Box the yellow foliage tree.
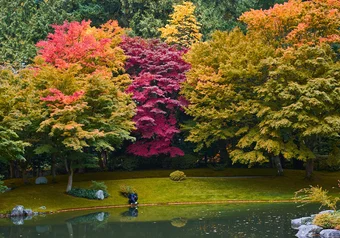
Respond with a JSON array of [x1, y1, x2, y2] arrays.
[[159, 1, 202, 47]]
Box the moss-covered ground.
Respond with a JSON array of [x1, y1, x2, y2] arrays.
[[0, 168, 339, 214]]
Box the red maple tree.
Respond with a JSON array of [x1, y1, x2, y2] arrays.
[[121, 37, 190, 157]]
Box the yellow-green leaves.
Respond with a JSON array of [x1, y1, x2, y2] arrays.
[[159, 1, 202, 47]]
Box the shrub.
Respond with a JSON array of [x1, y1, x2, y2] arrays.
[[68, 188, 109, 200], [0, 175, 8, 193], [294, 185, 339, 210], [170, 170, 186, 181], [313, 212, 340, 229], [90, 181, 107, 192], [119, 185, 138, 198]]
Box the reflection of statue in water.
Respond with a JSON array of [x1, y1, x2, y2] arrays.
[[121, 206, 138, 218]]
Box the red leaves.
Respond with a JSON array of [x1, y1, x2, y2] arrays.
[[41, 88, 84, 105], [121, 37, 190, 157], [36, 20, 124, 74]]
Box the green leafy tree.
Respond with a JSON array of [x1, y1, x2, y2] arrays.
[[0, 0, 85, 66], [181, 29, 274, 165], [0, 68, 40, 180], [239, 44, 340, 179]]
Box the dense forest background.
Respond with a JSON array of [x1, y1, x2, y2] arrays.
[[1, 0, 340, 188]]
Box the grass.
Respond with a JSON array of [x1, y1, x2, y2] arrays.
[[0, 168, 339, 214]]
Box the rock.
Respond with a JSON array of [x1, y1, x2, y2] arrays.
[[319, 210, 335, 215], [95, 190, 104, 200], [39, 206, 46, 210], [291, 217, 313, 229], [11, 216, 24, 225], [96, 212, 105, 222], [35, 177, 48, 185], [24, 209, 33, 217], [296, 225, 323, 238], [320, 229, 340, 238], [11, 205, 25, 217]]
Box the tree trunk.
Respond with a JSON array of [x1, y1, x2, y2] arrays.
[[305, 159, 314, 180], [65, 160, 73, 192], [218, 140, 231, 166], [98, 150, 108, 170], [22, 169, 29, 184], [51, 154, 57, 182], [66, 168, 73, 192], [272, 155, 284, 176]]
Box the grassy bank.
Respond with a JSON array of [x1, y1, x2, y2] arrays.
[[0, 168, 339, 214]]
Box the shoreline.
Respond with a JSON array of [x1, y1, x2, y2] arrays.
[[0, 199, 297, 218]]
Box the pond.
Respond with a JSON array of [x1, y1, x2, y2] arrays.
[[0, 203, 320, 238]]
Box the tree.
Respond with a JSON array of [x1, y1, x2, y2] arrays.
[[236, 44, 340, 179], [0, 68, 40, 180], [236, 0, 340, 177], [240, 0, 340, 47], [33, 20, 135, 189], [39, 89, 103, 191], [83, 74, 135, 169], [181, 29, 274, 165], [0, 0, 85, 66], [159, 1, 202, 47], [121, 37, 190, 157]]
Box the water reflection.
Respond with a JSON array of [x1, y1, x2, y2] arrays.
[[0, 203, 319, 238]]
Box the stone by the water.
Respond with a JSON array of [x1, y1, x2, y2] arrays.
[[11, 205, 25, 217], [23, 209, 33, 217], [296, 225, 323, 238], [35, 177, 48, 185], [320, 229, 340, 238], [95, 190, 104, 200], [291, 217, 313, 229], [319, 210, 335, 215]]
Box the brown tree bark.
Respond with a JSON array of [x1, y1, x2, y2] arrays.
[[272, 155, 284, 176], [305, 159, 314, 180]]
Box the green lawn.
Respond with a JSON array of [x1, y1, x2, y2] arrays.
[[0, 168, 339, 214]]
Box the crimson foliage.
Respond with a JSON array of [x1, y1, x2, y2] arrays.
[[121, 37, 190, 157]]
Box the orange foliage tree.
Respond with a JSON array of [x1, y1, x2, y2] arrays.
[[240, 0, 340, 46]]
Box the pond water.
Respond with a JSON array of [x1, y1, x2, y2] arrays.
[[0, 203, 319, 238]]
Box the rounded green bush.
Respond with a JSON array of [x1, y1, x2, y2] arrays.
[[170, 170, 186, 181]]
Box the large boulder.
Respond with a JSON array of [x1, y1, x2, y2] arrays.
[[95, 190, 104, 200], [296, 225, 323, 238], [11, 205, 25, 217], [35, 177, 48, 185], [291, 217, 313, 229], [319, 210, 335, 215], [24, 209, 33, 217], [320, 229, 340, 238]]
